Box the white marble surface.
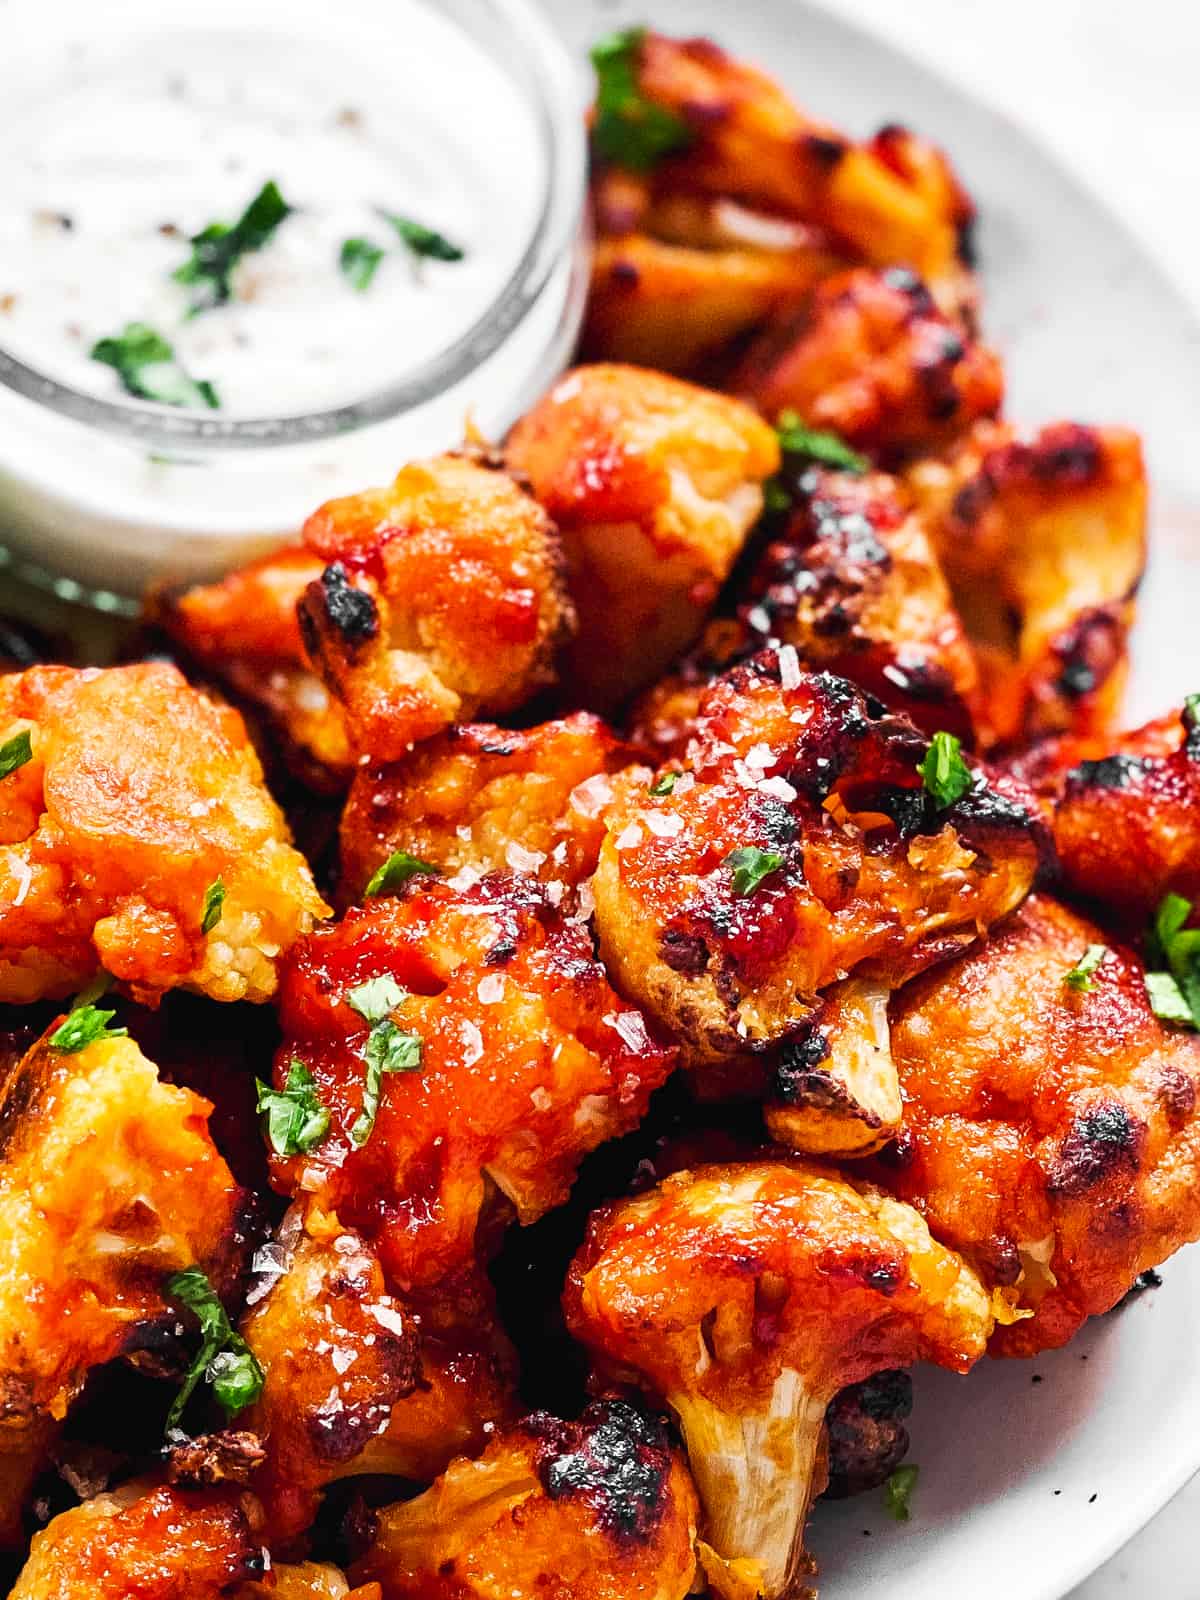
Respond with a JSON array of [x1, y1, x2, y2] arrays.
[[823, 4, 1200, 1594]]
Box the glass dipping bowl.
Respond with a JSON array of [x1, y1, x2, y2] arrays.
[[0, 0, 590, 610]]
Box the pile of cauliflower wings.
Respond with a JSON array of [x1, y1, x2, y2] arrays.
[[3, 28, 1196, 1600]]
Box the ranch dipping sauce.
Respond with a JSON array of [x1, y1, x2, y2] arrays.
[[0, 0, 588, 601]]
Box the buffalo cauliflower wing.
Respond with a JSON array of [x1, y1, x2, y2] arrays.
[[338, 714, 640, 907], [505, 364, 779, 708], [151, 548, 354, 792], [906, 420, 1147, 748], [297, 452, 573, 763], [0, 663, 328, 1005], [240, 1210, 516, 1541], [870, 894, 1200, 1354], [595, 657, 1045, 1068], [0, 1024, 245, 1424], [1007, 704, 1200, 923], [352, 1400, 699, 1600], [266, 872, 675, 1289], [733, 267, 1002, 459], [9, 1482, 264, 1599], [564, 1159, 991, 1597], [630, 463, 980, 758]]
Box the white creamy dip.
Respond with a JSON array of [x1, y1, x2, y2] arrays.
[[0, 0, 587, 597]]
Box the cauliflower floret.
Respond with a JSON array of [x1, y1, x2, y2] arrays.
[[297, 452, 573, 763], [733, 266, 1003, 459], [868, 894, 1200, 1354], [630, 464, 980, 758], [0, 1025, 245, 1424], [0, 663, 328, 1005], [352, 1400, 699, 1600], [506, 365, 779, 709], [240, 1210, 517, 1541], [906, 420, 1147, 748], [338, 714, 641, 907], [564, 1160, 991, 1597], [9, 1481, 263, 1599], [596, 658, 1045, 1069], [151, 548, 355, 793], [266, 873, 675, 1290]]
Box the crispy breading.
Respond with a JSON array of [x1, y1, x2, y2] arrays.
[[241, 1212, 517, 1541], [0, 663, 328, 1005], [596, 658, 1044, 1067], [0, 1028, 245, 1423], [1007, 706, 1200, 922], [296, 454, 573, 763], [564, 1160, 990, 1597], [506, 365, 779, 708], [733, 267, 1003, 458], [352, 1401, 699, 1600], [601, 33, 973, 289], [869, 894, 1200, 1354], [582, 232, 841, 377], [151, 548, 355, 792], [8, 1482, 264, 1599], [630, 465, 980, 758], [906, 420, 1147, 748], [267, 873, 675, 1289], [338, 715, 640, 907]]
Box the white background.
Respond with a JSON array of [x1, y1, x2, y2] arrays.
[[825, 4, 1199, 1593]]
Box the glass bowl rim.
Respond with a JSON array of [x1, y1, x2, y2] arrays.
[[0, 0, 588, 454]]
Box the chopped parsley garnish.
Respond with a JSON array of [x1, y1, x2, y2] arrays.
[[351, 1023, 423, 1147], [380, 211, 465, 263], [0, 729, 32, 780], [200, 878, 225, 935], [363, 850, 440, 899], [346, 974, 406, 1024], [164, 1267, 264, 1432], [590, 27, 693, 172], [917, 731, 973, 809], [1144, 891, 1200, 1028], [255, 1060, 330, 1156], [48, 1004, 128, 1054], [883, 1463, 919, 1522], [649, 771, 679, 797], [776, 411, 870, 474], [90, 323, 219, 409], [1184, 694, 1200, 732], [340, 235, 385, 291], [1063, 943, 1108, 993], [173, 179, 292, 313], [725, 846, 784, 897]]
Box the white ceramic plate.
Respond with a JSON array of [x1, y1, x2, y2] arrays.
[[540, 1, 1200, 1595]]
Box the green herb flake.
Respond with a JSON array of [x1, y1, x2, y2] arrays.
[[90, 322, 219, 409], [174, 179, 292, 313], [0, 729, 32, 780], [255, 1060, 331, 1156], [363, 850, 440, 899], [340, 235, 385, 291], [649, 771, 679, 797], [725, 846, 785, 897], [883, 1463, 919, 1522], [1145, 892, 1200, 1029], [200, 878, 226, 936], [70, 971, 112, 1011], [164, 1266, 264, 1432], [346, 974, 406, 1024], [48, 1004, 128, 1055], [590, 27, 693, 172], [350, 1023, 423, 1148], [776, 411, 870, 474], [1183, 693, 1200, 733], [917, 731, 973, 810], [380, 212, 465, 263], [1063, 943, 1108, 993]]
